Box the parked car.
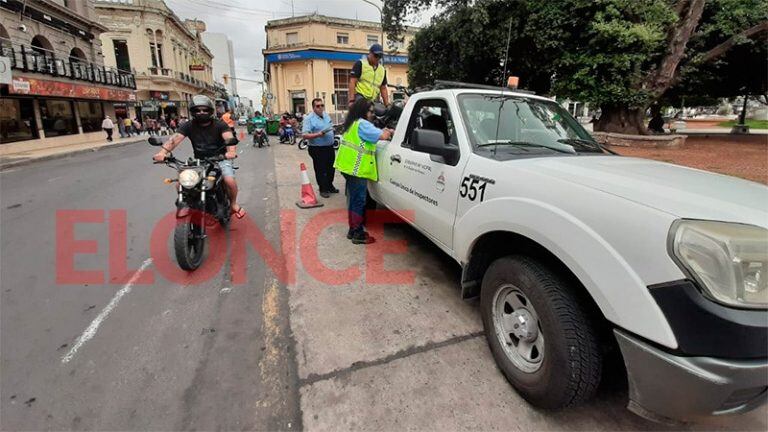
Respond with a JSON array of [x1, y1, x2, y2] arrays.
[[367, 85, 768, 423], [237, 116, 249, 126]]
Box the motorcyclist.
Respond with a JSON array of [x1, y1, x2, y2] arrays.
[[152, 95, 246, 219], [279, 112, 293, 143], [252, 111, 269, 147]]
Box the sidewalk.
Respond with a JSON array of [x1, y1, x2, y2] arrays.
[[0, 134, 147, 170], [270, 143, 767, 431]]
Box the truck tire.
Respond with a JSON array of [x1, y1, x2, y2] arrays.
[[480, 255, 601, 409]]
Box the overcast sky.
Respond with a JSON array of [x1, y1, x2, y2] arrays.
[[165, 0, 438, 109]]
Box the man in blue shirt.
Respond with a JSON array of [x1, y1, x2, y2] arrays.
[[302, 98, 338, 197]]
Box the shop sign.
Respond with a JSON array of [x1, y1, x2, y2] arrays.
[[150, 91, 170, 100], [11, 79, 30, 92], [141, 100, 159, 109], [8, 77, 136, 101]]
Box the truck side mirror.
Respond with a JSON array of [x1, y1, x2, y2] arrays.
[[411, 128, 460, 165]]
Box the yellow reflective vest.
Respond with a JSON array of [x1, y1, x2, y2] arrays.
[[333, 120, 378, 181], [354, 58, 385, 101]]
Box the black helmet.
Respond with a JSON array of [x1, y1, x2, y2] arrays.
[[190, 95, 215, 124], [372, 102, 387, 117]]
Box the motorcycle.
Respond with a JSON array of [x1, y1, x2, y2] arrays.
[[252, 127, 269, 148], [149, 136, 235, 271], [298, 124, 341, 150], [280, 124, 296, 145]]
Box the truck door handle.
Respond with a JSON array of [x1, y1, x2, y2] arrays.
[[390, 154, 402, 163]]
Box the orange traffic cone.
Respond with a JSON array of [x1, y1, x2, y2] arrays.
[[239, 130, 245, 141], [295, 163, 324, 209]]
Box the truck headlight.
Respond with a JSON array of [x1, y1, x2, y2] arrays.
[[178, 169, 201, 189], [671, 220, 768, 309]]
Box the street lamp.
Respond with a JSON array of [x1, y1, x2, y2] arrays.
[[361, 0, 384, 49]]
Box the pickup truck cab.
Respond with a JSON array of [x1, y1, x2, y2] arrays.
[[368, 88, 768, 423]]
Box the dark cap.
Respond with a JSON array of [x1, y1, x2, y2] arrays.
[[369, 43, 384, 55]]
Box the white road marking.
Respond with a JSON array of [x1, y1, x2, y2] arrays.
[[61, 258, 153, 363]]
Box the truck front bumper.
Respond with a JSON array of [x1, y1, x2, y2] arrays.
[[615, 330, 768, 423]]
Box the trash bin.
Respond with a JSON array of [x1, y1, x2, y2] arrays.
[[267, 119, 280, 136]]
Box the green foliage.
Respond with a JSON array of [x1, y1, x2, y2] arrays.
[[385, 0, 767, 110]]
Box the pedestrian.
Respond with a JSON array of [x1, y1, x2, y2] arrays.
[[169, 117, 177, 134], [159, 117, 168, 135], [124, 116, 133, 136], [117, 116, 126, 138], [133, 117, 142, 135], [334, 98, 393, 244], [348, 43, 389, 107], [302, 98, 337, 198], [102, 115, 114, 141], [221, 109, 236, 133]]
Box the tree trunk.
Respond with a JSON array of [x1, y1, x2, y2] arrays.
[[595, 105, 647, 135]]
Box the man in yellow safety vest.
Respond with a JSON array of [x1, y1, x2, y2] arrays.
[[348, 44, 389, 108]]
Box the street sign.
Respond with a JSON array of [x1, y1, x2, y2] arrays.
[[266, 93, 274, 100], [0, 57, 11, 85]]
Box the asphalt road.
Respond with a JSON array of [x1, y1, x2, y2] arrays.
[[0, 134, 301, 430]]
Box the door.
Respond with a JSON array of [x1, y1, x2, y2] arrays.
[[382, 98, 468, 249]]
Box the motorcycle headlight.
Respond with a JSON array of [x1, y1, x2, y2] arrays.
[[178, 169, 201, 189], [671, 220, 768, 309]]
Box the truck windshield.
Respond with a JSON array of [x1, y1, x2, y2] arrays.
[[458, 94, 602, 154]]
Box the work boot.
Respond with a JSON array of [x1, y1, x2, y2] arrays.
[[350, 231, 375, 244]]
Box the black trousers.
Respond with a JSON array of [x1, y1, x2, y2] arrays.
[[104, 128, 113, 141], [307, 145, 336, 192]]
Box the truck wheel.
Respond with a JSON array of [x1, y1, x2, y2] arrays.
[[480, 255, 601, 409]]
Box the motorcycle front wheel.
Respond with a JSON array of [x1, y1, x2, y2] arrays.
[[298, 139, 308, 150], [174, 215, 205, 270]]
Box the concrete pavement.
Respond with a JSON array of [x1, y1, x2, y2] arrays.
[[0, 134, 150, 170], [272, 141, 768, 431]]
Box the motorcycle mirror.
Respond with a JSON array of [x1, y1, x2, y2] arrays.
[[148, 137, 162, 146]]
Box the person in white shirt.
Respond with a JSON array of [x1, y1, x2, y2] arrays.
[[102, 115, 115, 142]]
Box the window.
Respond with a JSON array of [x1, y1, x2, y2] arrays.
[[0, 98, 37, 143], [388, 39, 404, 50], [113, 39, 131, 71], [40, 99, 77, 137], [336, 33, 349, 45], [149, 42, 163, 68], [457, 94, 599, 153], [77, 101, 104, 133], [286, 32, 298, 45], [367, 34, 378, 45], [333, 68, 351, 110], [405, 99, 456, 148]]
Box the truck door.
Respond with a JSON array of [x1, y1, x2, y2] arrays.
[[385, 97, 468, 249]]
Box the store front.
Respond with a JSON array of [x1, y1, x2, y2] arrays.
[[1, 76, 136, 147]]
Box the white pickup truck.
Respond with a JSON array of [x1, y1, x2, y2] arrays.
[[367, 86, 768, 423]]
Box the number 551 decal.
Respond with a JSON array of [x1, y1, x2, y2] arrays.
[[460, 175, 491, 202]]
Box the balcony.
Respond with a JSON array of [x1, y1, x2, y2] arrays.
[[1, 40, 136, 89]]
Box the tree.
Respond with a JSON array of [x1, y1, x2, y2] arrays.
[[384, 0, 768, 134]]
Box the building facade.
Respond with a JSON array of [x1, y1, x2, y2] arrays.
[[262, 15, 417, 119], [94, 0, 225, 121], [0, 0, 136, 150], [202, 32, 237, 96]]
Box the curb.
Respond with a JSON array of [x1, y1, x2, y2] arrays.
[[0, 138, 146, 171]]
